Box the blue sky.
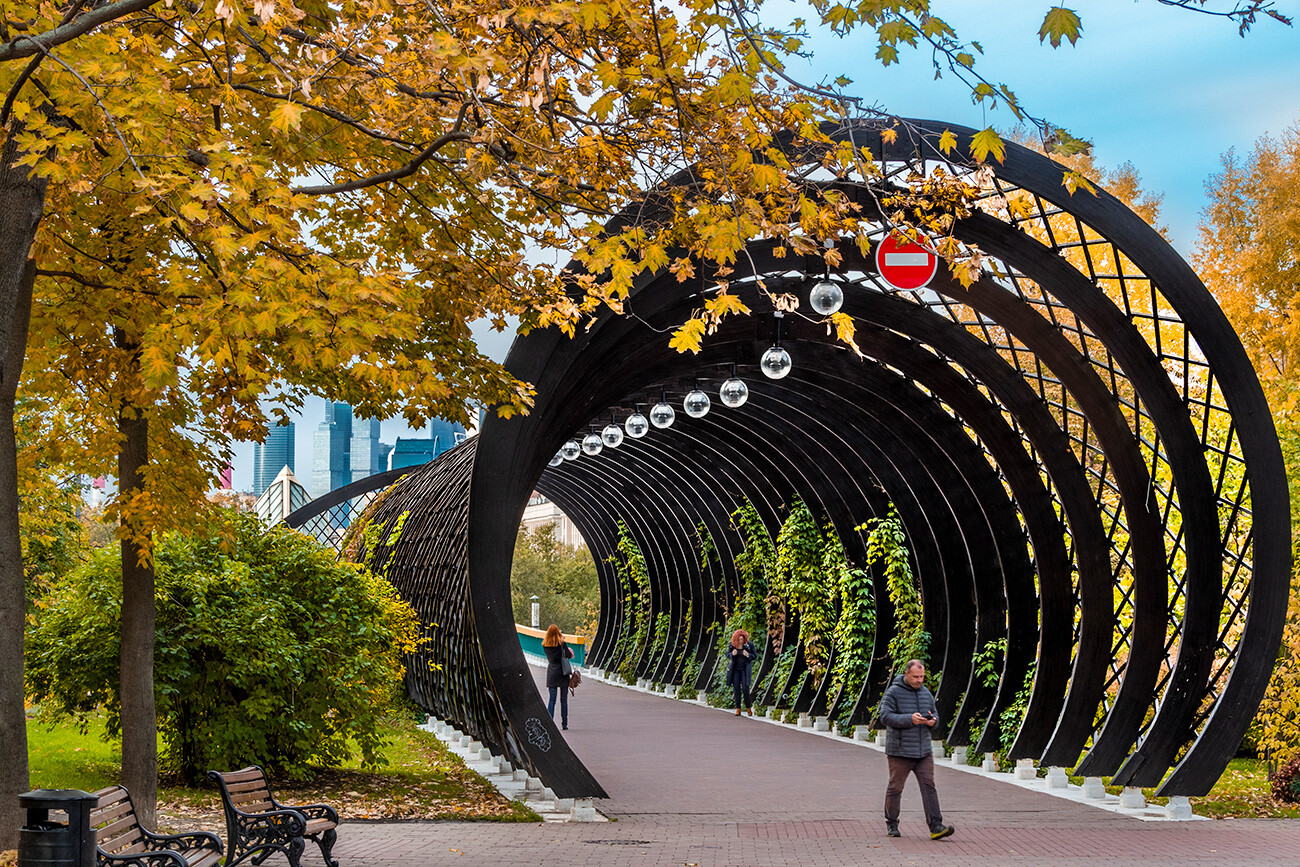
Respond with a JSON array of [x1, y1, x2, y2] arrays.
[[228, 1, 1300, 491]]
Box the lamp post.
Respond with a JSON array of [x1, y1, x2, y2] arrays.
[[530, 595, 540, 629]]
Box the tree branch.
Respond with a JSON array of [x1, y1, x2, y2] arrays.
[[0, 0, 162, 61], [292, 123, 471, 196]]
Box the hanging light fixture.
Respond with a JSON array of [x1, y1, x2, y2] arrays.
[[650, 391, 675, 429], [683, 381, 711, 418], [602, 415, 625, 448], [760, 312, 792, 379], [548, 451, 564, 467], [719, 364, 749, 408], [625, 404, 650, 438], [809, 279, 844, 315], [581, 426, 603, 456], [560, 439, 581, 460]]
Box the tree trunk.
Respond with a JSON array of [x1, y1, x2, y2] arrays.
[[116, 334, 156, 828], [0, 123, 47, 852]]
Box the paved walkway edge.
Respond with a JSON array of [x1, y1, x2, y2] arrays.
[[579, 666, 1207, 823], [417, 708, 607, 824]]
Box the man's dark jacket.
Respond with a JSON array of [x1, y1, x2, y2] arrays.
[[879, 674, 938, 758]]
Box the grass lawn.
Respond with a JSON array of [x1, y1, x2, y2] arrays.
[[26, 709, 540, 831]]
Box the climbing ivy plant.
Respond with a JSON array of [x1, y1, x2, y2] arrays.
[[827, 529, 875, 715], [729, 499, 775, 646], [609, 521, 651, 684], [859, 506, 928, 671], [776, 498, 836, 685]]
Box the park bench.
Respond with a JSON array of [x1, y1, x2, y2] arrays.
[[90, 785, 224, 867], [208, 766, 339, 867]]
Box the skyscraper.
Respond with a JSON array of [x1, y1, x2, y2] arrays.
[[253, 422, 295, 497], [312, 402, 353, 497], [350, 417, 386, 482]]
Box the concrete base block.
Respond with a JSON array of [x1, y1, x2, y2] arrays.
[[458, 735, 471, 748], [853, 727, 871, 742], [477, 748, 492, 762], [982, 752, 998, 772], [525, 775, 543, 792], [553, 797, 574, 812], [571, 798, 599, 822], [1046, 766, 1069, 788], [636, 678, 650, 689], [1164, 796, 1193, 820], [697, 690, 709, 703], [513, 769, 529, 782], [932, 744, 946, 759], [1082, 777, 1106, 799], [875, 732, 887, 747], [541, 786, 557, 801], [766, 707, 781, 719], [664, 686, 677, 698], [813, 717, 831, 732], [797, 713, 811, 727], [950, 746, 967, 765], [1119, 786, 1146, 809], [1014, 758, 1036, 780]]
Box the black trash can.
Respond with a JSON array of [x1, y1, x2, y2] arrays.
[[17, 789, 97, 867]]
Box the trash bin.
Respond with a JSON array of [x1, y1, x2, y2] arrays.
[[17, 789, 96, 867]]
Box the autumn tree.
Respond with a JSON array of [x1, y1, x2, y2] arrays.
[[0, 0, 1288, 844], [1193, 122, 1300, 510]]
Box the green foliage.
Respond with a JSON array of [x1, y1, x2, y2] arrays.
[[26, 508, 422, 784], [998, 662, 1036, 754], [973, 638, 1006, 689], [729, 499, 775, 644], [757, 644, 798, 707], [860, 507, 928, 670], [650, 611, 673, 670], [509, 523, 599, 637], [609, 522, 651, 684], [828, 531, 875, 709], [776, 498, 837, 684]]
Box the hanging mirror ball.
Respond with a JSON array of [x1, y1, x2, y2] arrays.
[[719, 377, 749, 408], [561, 439, 582, 460], [625, 412, 650, 438], [809, 280, 844, 315], [581, 432, 603, 455], [650, 401, 676, 429], [683, 388, 711, 418], [601, 423, 624, 448], [548, 451, 564, 467], [760, 345, 792, 379]]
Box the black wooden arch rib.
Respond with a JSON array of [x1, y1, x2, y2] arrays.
[[341, 115, 1287, 800]]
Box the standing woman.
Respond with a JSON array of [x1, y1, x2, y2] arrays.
[[726, 629, 758, 716], [543, 624, 573, 730]]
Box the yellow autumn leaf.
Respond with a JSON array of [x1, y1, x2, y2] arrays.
[[970, 127, 1006, 164]]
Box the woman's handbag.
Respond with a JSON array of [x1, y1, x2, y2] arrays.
[[561, 644, 573, 676], [568, 668, 581, 695]]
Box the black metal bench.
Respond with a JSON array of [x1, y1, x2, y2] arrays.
[[208, 766, 338, 867], [90, 785, 223, 867]]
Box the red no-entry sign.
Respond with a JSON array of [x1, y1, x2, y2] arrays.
[[874, 233, 939, 291]]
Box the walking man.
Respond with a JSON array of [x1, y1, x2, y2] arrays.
[[879, 659, 954, 840]]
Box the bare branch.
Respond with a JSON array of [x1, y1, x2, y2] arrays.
[[0, 0, 162, 61]]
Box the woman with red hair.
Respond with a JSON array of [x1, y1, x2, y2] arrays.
[[726, 629, 757, 716], [543, 624, 573, 729]]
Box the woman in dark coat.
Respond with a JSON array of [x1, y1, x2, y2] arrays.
[[543, 623, 573, 730], [726, 629, 757, 716]]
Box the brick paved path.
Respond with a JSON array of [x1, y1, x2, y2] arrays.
[[325, 672, 1300, 866]]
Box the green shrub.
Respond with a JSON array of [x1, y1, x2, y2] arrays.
[[26, 508, 422, 784]]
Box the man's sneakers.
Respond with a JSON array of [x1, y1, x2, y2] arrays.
[[885, 824, 900, 838], [929, 824, 955, 840]]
